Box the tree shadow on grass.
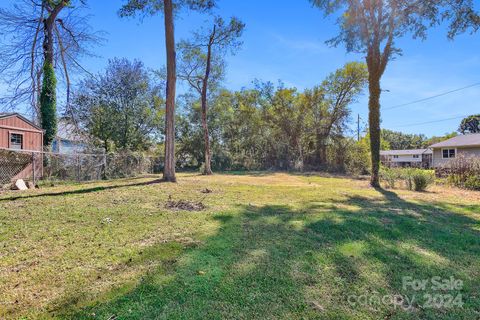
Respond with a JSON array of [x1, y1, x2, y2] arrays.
[[0, 178, 165, 202], [55, 189, 479, 319]]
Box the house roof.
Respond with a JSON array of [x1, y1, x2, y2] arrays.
[[0, 112, 43, 131], [429, 134, 480, 148], [380, 149, 432, 156]]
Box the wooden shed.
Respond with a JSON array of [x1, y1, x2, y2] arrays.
[[0, 113, 44, 183]]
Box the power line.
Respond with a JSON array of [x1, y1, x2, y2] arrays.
[[393, 115, 467, 128], [383, 82, 480, 111]]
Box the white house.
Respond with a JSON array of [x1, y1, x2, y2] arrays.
[[380, 149, 433, 168], [52, 119, 87, 154]]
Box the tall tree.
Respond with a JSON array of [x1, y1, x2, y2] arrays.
[[459, 114, 480, 134], [40, 62, 58, 146], [178, 16, 245, 175], [304, 62, 367, 166], [0, 0, 100, 131], [309, 0, 477, 187], [41, 0, 68, 146], [119, 0, 215, 182]]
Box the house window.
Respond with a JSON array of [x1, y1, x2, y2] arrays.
[[10, 133, 23, 150], [442, 148, 456, 159], [413, 155, 419, 159], [393, 155, 399, 159]]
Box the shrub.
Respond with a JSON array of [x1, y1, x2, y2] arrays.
[[380, 167, 398, 189], [380, 167, 434, 191], [345, 141, 370, 176], [444, 155, 480, 190], [399, 168, 415, 190], [412, 170, 434, 191], [464, 175, 480, 191]]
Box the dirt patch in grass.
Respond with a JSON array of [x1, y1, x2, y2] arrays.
[[200, 188, 213, 194], [165, 196, 206, 211]]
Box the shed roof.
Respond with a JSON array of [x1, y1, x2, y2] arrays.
[[429, 134, 480, 148], [380, 149, 432, 156], [0, 112, 43, 131]]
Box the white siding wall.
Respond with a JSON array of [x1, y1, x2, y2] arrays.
[[390, 155, 422, 162]]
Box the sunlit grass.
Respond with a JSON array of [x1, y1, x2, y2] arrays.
[[0, 172, 478, 319]]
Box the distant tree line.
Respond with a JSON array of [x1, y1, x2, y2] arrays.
[[71, 61, 370, 172], [380, 130, 459, 150], [69, 56, 475, 175]]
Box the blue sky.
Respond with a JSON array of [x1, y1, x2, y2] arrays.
[[4, 0, 480, 137]]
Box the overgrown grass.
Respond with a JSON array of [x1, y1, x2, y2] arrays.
[[0, 173, 479, 319]]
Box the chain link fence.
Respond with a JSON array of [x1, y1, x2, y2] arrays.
[[0, 148, 163, 186], [0, 149, 42, 185]]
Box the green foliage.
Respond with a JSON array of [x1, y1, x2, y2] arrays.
[[119, 0, 216, 17], [176, 62, 367, 172], [40, 62, 57, 147], [412, 171, 434, 191], [380, 167, 399, 189], [381, 129, 427, 150], [344, 139, 370, 175], [381, 167, 434, 191], [361, 132, 391, 151], [464, 175, 480, 190], [459, 114, 480, 134], [178, 16, 245, 95], [72, 58, 163, 152], [423, 132, 458, 147]]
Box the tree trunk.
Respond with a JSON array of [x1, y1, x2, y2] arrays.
[[315, 132, 328, 167], [39, 1, 68, 147], [200, 33, 215, 175], [162, 0, 177, 182], [368, 70, 381, 187], [42, 0, 68, 69], [315, 130, 322, 164], [43, 17, 54, 65], [200, 101, 212, 175]]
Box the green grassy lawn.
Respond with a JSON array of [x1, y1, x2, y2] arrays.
[[1, 173, 479, 319]]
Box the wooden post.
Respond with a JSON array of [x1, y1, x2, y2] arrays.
[[32, 152, 36, 184]]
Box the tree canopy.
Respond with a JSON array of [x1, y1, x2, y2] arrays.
[[72, 58, 164, 152], [381, 129, 427, 150], [459, 114, 480, 134], [175, 62, 367, 171]]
